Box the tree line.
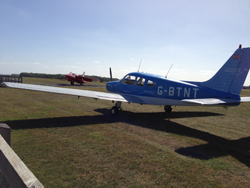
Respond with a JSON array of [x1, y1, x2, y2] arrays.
[[19, 72, 118, 82]]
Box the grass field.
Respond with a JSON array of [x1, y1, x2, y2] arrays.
[[1, 77, 250, 187]]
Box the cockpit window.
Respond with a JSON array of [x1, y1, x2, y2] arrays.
[[122, 75, 136, 85], [69, 72, 76, 75], [136, 77, 145, 86], [147, 80, 156, 87]]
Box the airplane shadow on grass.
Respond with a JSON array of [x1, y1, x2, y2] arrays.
[[4, 108, 250, 168]]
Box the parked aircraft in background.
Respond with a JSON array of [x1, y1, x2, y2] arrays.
[[4, 45, 250, 115], [61, 72, 100, 85]]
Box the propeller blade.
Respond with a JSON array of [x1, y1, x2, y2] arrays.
[[109, 67, 113, 81]]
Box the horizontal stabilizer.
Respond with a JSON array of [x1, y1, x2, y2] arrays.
[[240, 97, 250, 102], [181, 98, 241, 106], [3, 82, 144, 104]]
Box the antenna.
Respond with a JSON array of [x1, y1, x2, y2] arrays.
[[137, 59, 142, 72], [165, 64, 173, 78]]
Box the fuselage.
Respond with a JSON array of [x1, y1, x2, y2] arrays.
[[106, 72, 240, 106]]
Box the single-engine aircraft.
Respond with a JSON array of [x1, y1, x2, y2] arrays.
[[3, 45, 250, 115], [61, 72, 99, 85]]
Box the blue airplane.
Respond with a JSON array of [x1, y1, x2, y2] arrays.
[[3, 45, 250, 115]]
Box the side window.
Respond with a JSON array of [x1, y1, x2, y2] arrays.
[[147, 80, 156, 87], [136, 77, 145, 86], [122, 75, 136, 85]]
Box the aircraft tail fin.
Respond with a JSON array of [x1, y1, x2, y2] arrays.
[[198, 45, 250, 95], [82, 72, 85, 77]]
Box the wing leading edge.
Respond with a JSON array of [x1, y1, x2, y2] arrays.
[[3, 82, 145, 104]]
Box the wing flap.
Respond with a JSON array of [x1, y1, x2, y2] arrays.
[[3, 82, 144, 104]]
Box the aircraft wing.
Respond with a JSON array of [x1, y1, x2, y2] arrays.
[[82, 77, 93, 82], [181, 98, 242, 105], [3, 82, 145, 104]]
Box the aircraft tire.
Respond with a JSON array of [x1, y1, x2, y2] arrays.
[[164, 105, 172, 113], [70, 81, 74, 85], [111, 106, 119, 116]]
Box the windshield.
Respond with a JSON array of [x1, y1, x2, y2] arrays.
[[122, 75, 136, 85], [69, 72, 76, 75]]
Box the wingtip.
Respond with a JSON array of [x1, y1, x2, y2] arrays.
[[1, 82, 7, 87], [1, 82, 16, 88]]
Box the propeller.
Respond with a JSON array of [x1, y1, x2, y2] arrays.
[[109, 67, 113, 81]]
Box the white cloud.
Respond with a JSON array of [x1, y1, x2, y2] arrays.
[[172, 68, 188, 74], [0, 62, 43, 66], [112, 69, 129, 72], [0, 62, 26, 65], [32, 62, 42, 65], [55, 65, 83, 69], [0, 62, 9, 65]]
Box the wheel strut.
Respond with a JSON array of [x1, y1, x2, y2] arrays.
[[111, 101, 122, 115], [164, 105, 172, 113]]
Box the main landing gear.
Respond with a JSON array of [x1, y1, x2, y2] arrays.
[[111, 101, 122, 115], [110, 103, 172, 115], [164, 105, 172, 113]]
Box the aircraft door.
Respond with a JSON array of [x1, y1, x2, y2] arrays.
[[134, 77, 146, 95]]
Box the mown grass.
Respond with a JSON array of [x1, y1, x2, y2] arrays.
[[0, 77, 250, 187]]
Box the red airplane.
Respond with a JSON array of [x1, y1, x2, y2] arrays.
[[61, 72, 99, 85]]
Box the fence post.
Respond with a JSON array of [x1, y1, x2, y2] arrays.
[[0, 123, 11, 146], [0, 124, 44, 187]]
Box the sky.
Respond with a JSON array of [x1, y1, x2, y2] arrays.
[[1, 0, 250, 85]]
